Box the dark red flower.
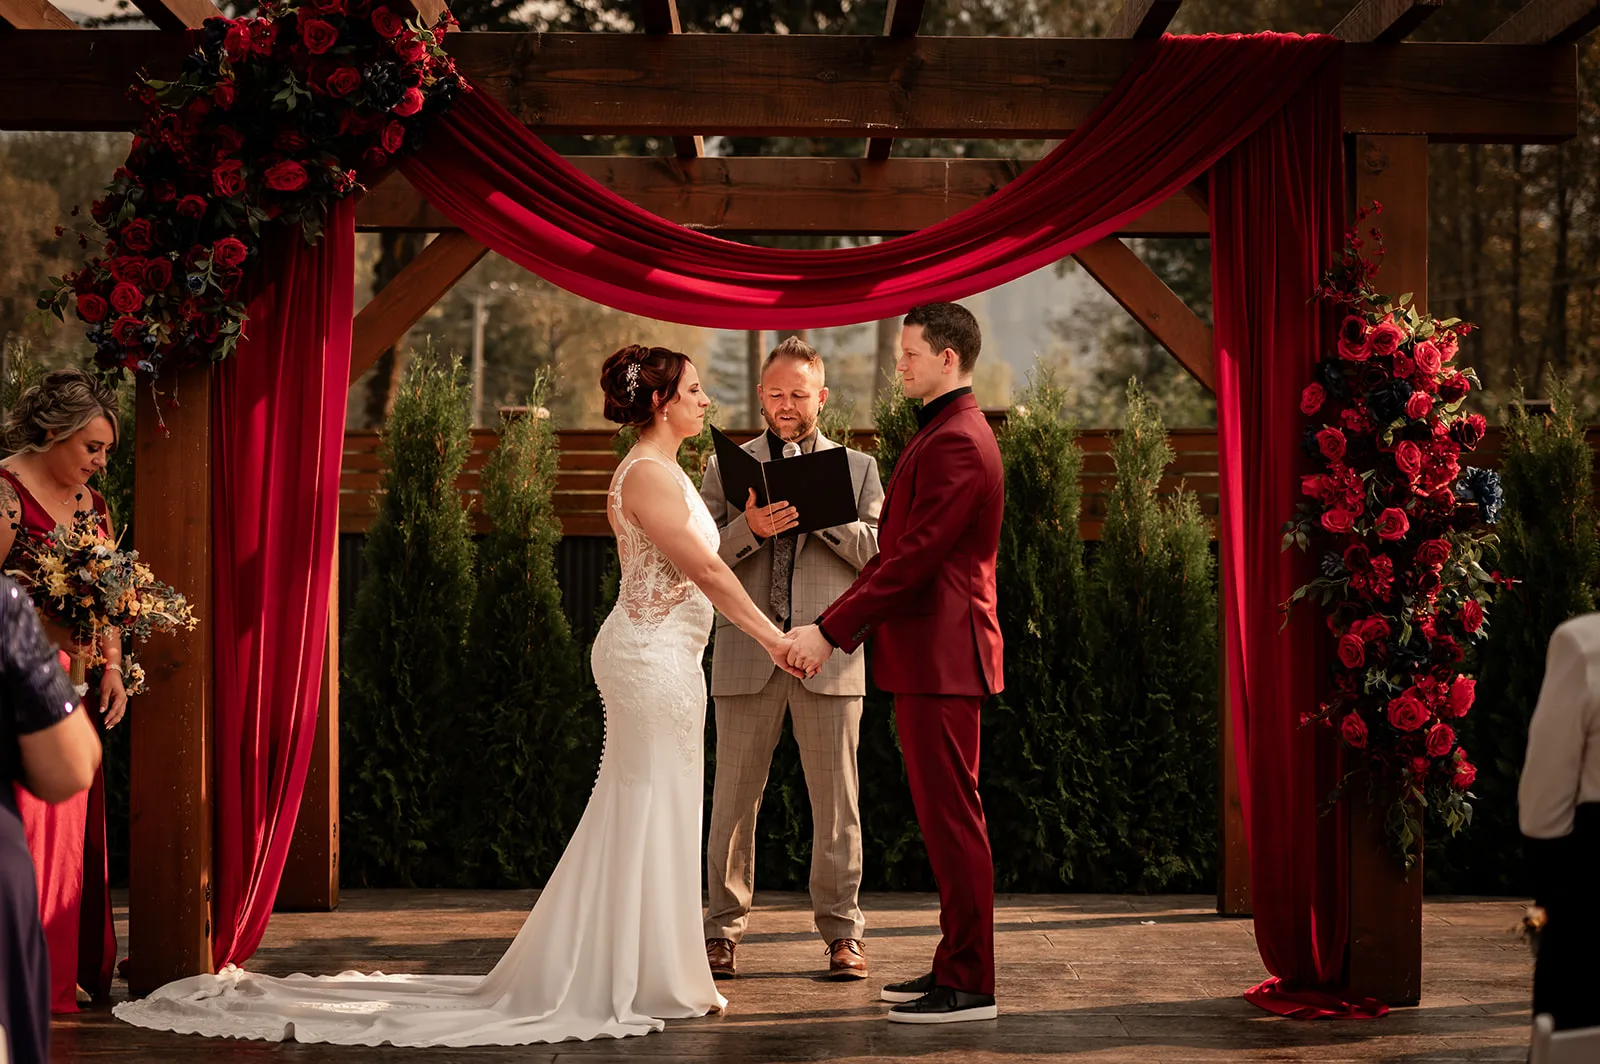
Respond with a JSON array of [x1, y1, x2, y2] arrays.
[[214, 79, 236, 110], [1392, 439, 1422, 479], [1387, 693, 1430, 732], [109, 282, 144, 315], [310, 0, 346, 13], [215, 127, 247, 156], [326, 66, 362, 97], [1374, 507, 1409, 541], [211, 236, 248, 269], [1414, 340, 1444, 376], [1405, 391, 1433, 421], [362, 146, 390, 170], [120, 218, 153, 253], [1370, 320, 1406, 357], [1415, 538, 1450, 568], [1357, 615, 1391, 645], [108, 257, 147, 285], [110, 315, 146, 347], [1338, 316, 1371, 361], [1460, 598, 1484, 634], [381, 121, 405, 154], [263, 160, 308, 193], [76, 292, 109, 324], [248, 18, 278, 55], [393, 87, 424, 116], [1344, 544, 1371, 571], [1321, 508, 1356, 534], [224, 21, 252, 62], [1337, 633, 1365, 669], [1367, 555, 1395, 599], [1452, 413, 1486, 450], [1340, 713, 1368, 749], [371, 6, 405, 37], [1415, 568, 1442, 598], [145, 258, 173, 291], [1437, 374, 1469, 404], [1452, 759, 1477, 790], [395, 35, 428, 63], [301, 17, 340, 54], [212, 159, 246, 199], [274, 130, 308, 153], [1426, 722, 1455, 757], [1435, 634, 1464, 663], [1316, 427, 1346, 462]]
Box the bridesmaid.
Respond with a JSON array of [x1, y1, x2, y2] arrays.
[[0, 368, 125, 1012]]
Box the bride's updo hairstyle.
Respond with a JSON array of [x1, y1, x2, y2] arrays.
[[600, 345, 691, 428]]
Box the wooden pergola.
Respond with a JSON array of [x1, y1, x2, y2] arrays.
[[0, 0, 1591, 1006]]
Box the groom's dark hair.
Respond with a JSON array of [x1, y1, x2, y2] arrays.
[[904, 302, 981, 373]]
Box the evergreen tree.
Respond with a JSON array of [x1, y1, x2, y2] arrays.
[[459, 374, 594, 887], [870, 377, 920, 480], [816, 391, 857, 449], [342, 353, 477, 886], [1442, 375, 1600, 892], [987, 367, 1103, 889], [1088, 381, 1217, 891]]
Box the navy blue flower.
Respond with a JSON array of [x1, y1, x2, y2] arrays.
[[1366, 378, 1415, 425], [1320, 551, 1346, 579], [1316, 359, 1349, 399], [1456, 467, 1503, 524], [186, 274, 206, 294]]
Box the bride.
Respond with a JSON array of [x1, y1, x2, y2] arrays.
[[114, 345, 803, 1046]]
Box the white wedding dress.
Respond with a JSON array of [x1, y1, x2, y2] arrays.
[[114, 452, 727, 1046]]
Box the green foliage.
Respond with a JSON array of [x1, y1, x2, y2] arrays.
[[870, 377, 921, 480], [341, 352, 477, 887], [457, 374, 595, 887], [816, 391, 857, 449], [1088, 381, 1217, 891], [609, 399, 721, 489], [1435, 375, 1600, 892]]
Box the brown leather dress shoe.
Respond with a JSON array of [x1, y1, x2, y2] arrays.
[[827, 938, 868, 980], [706, 938, 737, 979]]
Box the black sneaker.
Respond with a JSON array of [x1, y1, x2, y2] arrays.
[[887, 986, 998, 1024], [879, 972, 936, 1003]]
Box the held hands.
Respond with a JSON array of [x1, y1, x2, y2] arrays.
[[745, 488, 799, 539], [785, 624, 833, 678], [766, 631, 807, 679]]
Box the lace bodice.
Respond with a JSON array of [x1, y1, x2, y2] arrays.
[[608, 453, 718, 631]]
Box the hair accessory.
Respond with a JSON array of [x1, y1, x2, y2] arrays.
[[624, 360, 642, 401]]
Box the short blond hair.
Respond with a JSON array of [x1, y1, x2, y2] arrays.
[[762, 336, 825, 386]]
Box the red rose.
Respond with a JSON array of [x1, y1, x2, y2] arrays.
[[1357, 615, 1392, 647], [1374, 507, 1409, 541], [76, 292, 109, 324], [363, 146, 391, 170], [381, 121, 406, 154], [1340, 713, 1368, 749], [1321, 508, 1356, 534], [108, 256, 147, 285], [175, 195, 208, 220], [301, 17, 340, 54], [1342, 546, 1370, 574], [110, 315, 146, 347], [393, 87, 424, 116], [1316, 427, 1346, 461], [1459, 598, 1484, 634], [1415, 538, 1450, 568], [326, 66, 362, 97], [1452, 413, 1487, 449], [264, 160, 309, 192], [211, 236, 248, 269], [1445, 676, 1476, 718], [224, 21, 252, 61], [109, 282, 143, 315], [1414, 340, 1444, 375], [1387, 693, 1430, 732], [214, 79, 236, 110], [145, 258, 173, 291], [395, 34, 428, 63], [1393, 440, 1422, 478], [248, 18, 278, 55], [1426, 722, 1455, 757], [1301, 473, 1330, 502], [274, 131, 308, 153], [120, 218, 153, 252], [1338, 316, 1371, 361], [1370, 320, 1406, 357], [310, 0, 346, 13], [1337, 633, 1365, 669], [213, 159, 246, 199], [1452, 760, 1477, 790], [1410, 756, 1432, 780], [1415, 568, 1442, 598], [1406, 391, 1433, 420], [371, 6, 405, 37], [215, 126, 246, 155]]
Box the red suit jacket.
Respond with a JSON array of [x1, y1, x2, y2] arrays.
[[820, 392, 1004, 696]]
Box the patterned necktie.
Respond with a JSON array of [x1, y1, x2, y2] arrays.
[[769, 440, 801, 625]]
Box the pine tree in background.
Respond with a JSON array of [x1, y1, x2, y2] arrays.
[[1088, 381, 1217, 891], [459, 373, 594, 886], [342, 353, 477, 887], [870, 377, 920, 479], [987, 367, 1103, 889], [816, 392, 857, 449], [1439, 376, 1600, 892]]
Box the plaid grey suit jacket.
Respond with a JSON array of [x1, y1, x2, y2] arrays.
[[700, 431, 883, 697]]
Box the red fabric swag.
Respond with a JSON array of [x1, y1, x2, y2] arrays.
[[211, 197, 354, 966]]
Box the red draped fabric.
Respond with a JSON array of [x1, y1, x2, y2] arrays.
[[1211, 58, 1387, 1021], [401, 35, 1331, 330], [210, 197, 353, 966]]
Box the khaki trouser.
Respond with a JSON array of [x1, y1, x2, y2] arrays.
[[704, 669, 865, 944]]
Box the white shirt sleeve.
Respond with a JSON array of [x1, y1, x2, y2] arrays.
[[1519, 620, 1599, 840]]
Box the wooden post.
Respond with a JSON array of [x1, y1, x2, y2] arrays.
[[128, 367, 214, 993], [276, 557, 340, 911], [1345, 133, 1427, 1006]]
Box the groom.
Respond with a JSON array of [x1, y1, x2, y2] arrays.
[[787, 302, 1003, 1024]]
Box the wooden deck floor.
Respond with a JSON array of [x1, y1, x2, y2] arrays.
[[55, 891, 1536, 1063]]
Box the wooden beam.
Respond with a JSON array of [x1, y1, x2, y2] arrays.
[[129, 366, 214, 993], [350, 232, 488, 384], [1346, 132, 1427, 1008], [359, 161, 1211, 235], [863, 0, 928, 162], [1070, 237, 1215, 392], [127, 0, 221, 31], [1108, 0, 1182, 38], [1331, 0, 1443, 42], [639, 0, 702, 159], [1485, 0, 1600, 44], [0, 32, 1577, 144], [276, 563, 339, 912], [396, 0, 446, 28], [0, 0, 76, 30]]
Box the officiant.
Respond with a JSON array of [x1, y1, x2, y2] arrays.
[[700, 338, 883, 981]]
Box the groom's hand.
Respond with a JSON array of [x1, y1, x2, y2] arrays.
[[766, 632, 806, 679], [786, 624, 833, 678], [745, 488, 799, 539]]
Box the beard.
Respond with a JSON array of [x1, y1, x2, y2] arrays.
[[762, 407, 817, 441]]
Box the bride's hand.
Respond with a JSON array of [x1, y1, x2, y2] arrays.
[[765, 632, 806, 678]]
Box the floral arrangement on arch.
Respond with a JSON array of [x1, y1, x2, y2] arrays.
[[39, 0, 462, 379], [9, 509, 198, 696], [1282, 204, 1504, 867]]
